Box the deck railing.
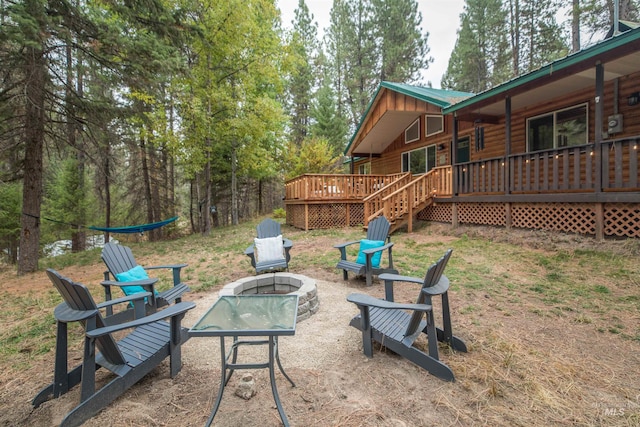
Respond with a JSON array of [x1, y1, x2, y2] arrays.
[[453, 137, 639, 195], [284, 173, 406, 200]]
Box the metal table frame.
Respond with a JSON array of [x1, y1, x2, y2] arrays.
[[189, 295, 299, 427]]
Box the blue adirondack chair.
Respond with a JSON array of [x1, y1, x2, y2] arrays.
[[33, 269, 195, 426], [347, 249, 467, 381], [100, 242, 190, 315], [335, 216, 398, 286]]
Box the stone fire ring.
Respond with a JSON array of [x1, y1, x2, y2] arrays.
[[218, 272, 319, 322]]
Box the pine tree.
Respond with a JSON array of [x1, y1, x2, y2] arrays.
[[310, 73, 349, 156], [442, 0, 510, 92], [288, 0, 320, 145], [371, 0, 432, 84], [508, 0, 569, 75]]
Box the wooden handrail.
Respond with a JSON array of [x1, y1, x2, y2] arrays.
[[367, 166, 452, 225]]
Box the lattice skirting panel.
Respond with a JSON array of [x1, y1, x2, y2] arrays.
[[511, 203, 596, 235], [286, 204, 307, 230], [458, 203, 506, 226], [286, 203, 364, 230], [289, 201, 640, 238], [417, 203, 452, 223], [604, 203, 640, 238]]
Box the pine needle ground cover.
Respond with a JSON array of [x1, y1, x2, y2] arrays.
[[1, 220, 638, 426]]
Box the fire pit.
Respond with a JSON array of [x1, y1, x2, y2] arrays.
[[218, 273, 319, 322]]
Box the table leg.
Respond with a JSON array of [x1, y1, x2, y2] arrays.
[[274, 337, 295, 387], [205, 337, 228, 427], [269, 337, 290, 427]]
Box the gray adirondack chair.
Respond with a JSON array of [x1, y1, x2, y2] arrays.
[[335, 216, 398, 286], [33, 269, 195, 427], [101, 242, 190, 314], [347, 249, 467, 381], [245, 218, 293, 273]]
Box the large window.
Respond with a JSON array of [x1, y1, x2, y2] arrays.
[[402, 145, 437, 174], [405, 118, 420, 143], [358, 162, 371, 174], [425, 115, 444, 137], [527, 104, 588, 151]]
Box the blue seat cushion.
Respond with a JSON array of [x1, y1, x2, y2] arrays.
[[356, 239, 385, 268], [115, 265, 155, 297]]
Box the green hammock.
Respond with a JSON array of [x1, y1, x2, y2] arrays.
[[88, 216, 179, 234]]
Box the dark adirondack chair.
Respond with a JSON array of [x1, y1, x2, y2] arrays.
[[347, 249, 467, 381], [33, 269, 195, 427], [335, 216, 398, 286], [101, 242, 190, 314], [244, 218, 293, 273]]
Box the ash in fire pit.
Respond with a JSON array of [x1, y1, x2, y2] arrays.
[[218, 273, 319, 322]]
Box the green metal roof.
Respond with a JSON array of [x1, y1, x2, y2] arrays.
[[344, 82, 474, 155], [379, 82, 474, 108], [443, 25, 640, 114]]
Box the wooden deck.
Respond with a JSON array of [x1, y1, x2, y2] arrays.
[[284, 137, 640, 238]]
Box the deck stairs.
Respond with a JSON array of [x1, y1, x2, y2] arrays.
[[364, 168, 448, 234]]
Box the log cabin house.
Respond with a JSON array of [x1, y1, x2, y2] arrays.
[[285, 24, 640, 239]]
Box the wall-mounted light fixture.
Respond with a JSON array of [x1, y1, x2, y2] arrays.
[[437, 144, 446, 151], [628, 92, 640, 106]]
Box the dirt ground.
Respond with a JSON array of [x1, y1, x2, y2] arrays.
[[2, 225, 640, 426]]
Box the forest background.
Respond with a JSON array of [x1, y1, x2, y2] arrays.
[[0, 0, 638, 274]]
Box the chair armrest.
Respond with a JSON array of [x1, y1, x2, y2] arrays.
[[100, 278, 159, 288], [362, 242, 394, 255], [144, 263, 187, 271], [283, 238, 293, 249], [54, 303, 99, 323], [378, 273, 422, 284], [334, 240, 359, 249], [347, 293, 432, 312], [244, 245, 255, 256], [96, 292, 153, 309], [378, 273, 423, 302], [145, 264, 188, 287], [86, 301, 196, 338]]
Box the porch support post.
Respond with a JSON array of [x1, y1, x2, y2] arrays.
[[451, 203, 458, 228], [594, 62, 604, 193], [452, 116, 459, 196], [505, 203, 512, 230], [595, 203, 604, 240], [407, 185, 414, 233], [505, 96, 511, 195]]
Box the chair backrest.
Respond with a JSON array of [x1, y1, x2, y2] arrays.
[[46, 269, 126, 366], [256, 218, 282, 239], [403, 249, 453, 339], [366, 216, 391, 242], [102, 242, 138, 276]]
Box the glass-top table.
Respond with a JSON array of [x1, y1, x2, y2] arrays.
[[189, 295, 299, 426]]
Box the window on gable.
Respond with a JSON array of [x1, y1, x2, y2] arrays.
[[425, 115, 443, 137], [401, 145, 437, 174], [527, 103, 588, 152], [405, 118, 420, 143]]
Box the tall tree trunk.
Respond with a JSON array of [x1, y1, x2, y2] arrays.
[[68, 41, 86, 252], [18, 22, 46, 274], [572, 0, 581, 52], [140, 133, 154, 238], [509, 0, 520, 75], [231, 140, 238, 225], [104, 149, 111, 243], [150, 145, 161, 241], [203, 151, 212, 235]]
